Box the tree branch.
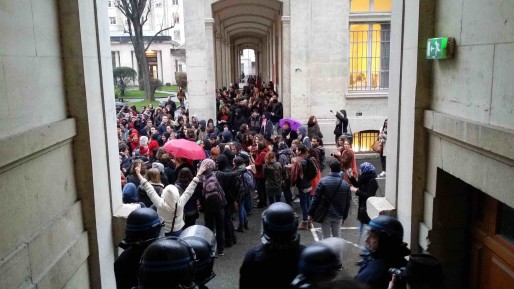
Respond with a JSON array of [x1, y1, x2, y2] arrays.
[[145, 24, 174, 51], [141, 0, 152, 26]]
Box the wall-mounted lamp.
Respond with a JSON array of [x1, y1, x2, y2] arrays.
[[295, 68, 302, 72]]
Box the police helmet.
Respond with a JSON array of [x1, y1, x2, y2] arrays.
[[298, 242, 342, 279], [261, 203, 298, 244], [180, 225, 217, 286], [124, 208, 162, 245], [368, 215, 404, 242], [138, 237, 196, 288]]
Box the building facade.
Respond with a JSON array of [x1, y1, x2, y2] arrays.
[[367, 1, 514, 288], [0, 0, 512, 288], [109, 0, 186, 85], [184, 0, 392, 146]]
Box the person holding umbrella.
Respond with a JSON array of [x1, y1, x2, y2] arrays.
[[279, 118, 300, 147]]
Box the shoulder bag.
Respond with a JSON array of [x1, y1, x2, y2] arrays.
[[312, 180, 343, 223]]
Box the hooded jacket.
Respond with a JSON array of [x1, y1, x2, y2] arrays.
[[139, 177, 199, 233], [297, 126, 312, 149]]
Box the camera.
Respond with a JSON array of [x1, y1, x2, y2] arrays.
[[388, 267, 406, 277]]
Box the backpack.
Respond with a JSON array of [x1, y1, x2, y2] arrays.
[[242, 171, 256, 195], [202, 173, 227, 208], [232, 171, 254, 203], [302, 157, 317, 181]]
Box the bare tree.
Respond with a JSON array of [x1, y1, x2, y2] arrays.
[[115, 0, 175, 101]]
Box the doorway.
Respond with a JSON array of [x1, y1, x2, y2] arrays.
[[432, 169, 514, 289], [469, 192, 514, 289]]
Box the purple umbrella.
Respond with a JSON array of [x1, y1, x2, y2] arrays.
[[279, 118, 302, 131]]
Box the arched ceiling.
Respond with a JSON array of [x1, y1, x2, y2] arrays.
[[212, 0, 282, 44]]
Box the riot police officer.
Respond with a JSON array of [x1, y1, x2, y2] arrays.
[[355, 215, 411, 289], [239, 202, 306, 289], [138, 237, 197, 289], [114, 208, 163, 289], [180, 225, 217, 289]]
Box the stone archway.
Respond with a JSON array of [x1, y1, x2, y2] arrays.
[[183, 0, 290, 123]]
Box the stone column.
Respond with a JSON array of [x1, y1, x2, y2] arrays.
[[234, 47, 239, 83], [184, 0, 216, 122], [215, 33, 222, 88], [220, 37, 226, 87], [205, 18, 216, 104], [225, 40, 230, 87], [281, 16, 291, 117], [227, 43, 232, 86]]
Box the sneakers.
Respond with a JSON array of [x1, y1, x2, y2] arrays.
[[378, 171, 386, 177]]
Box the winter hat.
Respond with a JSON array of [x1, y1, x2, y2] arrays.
[[263, 111, 271, 120], [152, 162, 165, 173], [140, 136, 149, 146], [200, 159, 216, 171], [360, 162, 376, 174], [199, 120, 206, 128], [297, 126, 307, 138], [122, 183, 139, 203], [221, 130, 233, 142], [139, 146, 149, 156]]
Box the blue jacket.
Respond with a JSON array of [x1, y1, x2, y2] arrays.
[[308, 172, 351, 220]]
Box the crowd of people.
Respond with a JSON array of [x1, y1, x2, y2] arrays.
[[114, 82, 439, 289]]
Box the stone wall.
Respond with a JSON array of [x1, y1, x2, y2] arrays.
[[422, 0, 514, 254], [0, 0, 120, 288]]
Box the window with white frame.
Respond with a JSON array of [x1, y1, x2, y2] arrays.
[[349, 0, 391, 91], [109, 17, 117, 25], [174, 30, 181, 41], [108, 0, 114, 8], [172, 0, 178, 5], [173, 12, 180, 24]]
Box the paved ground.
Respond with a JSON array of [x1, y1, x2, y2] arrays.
[[197, 155, 385, 288]]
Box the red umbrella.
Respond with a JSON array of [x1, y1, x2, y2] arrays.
[[162, 139, 206, 160]]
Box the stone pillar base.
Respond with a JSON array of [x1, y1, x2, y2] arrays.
[[367, 197, 396, 219]]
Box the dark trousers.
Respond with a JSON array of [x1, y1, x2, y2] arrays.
[[380, 155, 386, 172], [282, 180, 293, 205], [224, 204, 236, 245], [204, 208, 225, 253], [256, 179, 267, 207], [183, 211, 199, 230]]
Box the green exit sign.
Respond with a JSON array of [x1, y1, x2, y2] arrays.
[[426, 37, 455, 59]]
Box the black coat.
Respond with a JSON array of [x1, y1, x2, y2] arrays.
[[349, 172, 378, 224], [270, 103, 283, 123], [240, 243, 305, 289], [114, 244, 151, 289]]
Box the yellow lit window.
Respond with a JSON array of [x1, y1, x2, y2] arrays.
[[349, 23, 390, 90], [374, 0, 392, 12], [351, 0, 370, 12], [350, 0, 392, 13], [352, 130, 379, 152]]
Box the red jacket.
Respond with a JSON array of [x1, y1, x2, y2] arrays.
[[148, 140, 159, 155], [254, 147, 269, 179]]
